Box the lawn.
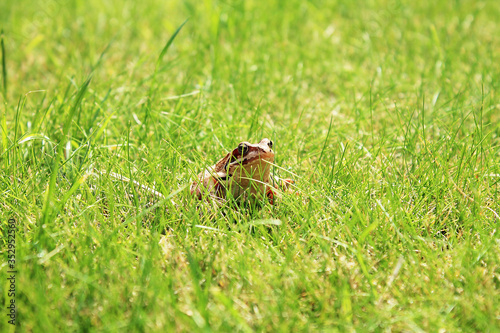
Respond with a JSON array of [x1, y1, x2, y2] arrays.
[[1, 0, 499, 331]]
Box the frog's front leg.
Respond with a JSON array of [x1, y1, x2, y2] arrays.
[[266, 176, 294, 204], [191, 170, 226, 200]]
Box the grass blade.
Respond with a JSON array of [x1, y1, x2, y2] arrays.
[[155, 19, 188, 71], [1, 29, 6, 98], [40, 76, 92, 228]]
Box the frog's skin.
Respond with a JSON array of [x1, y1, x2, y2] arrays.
[[190, 138, 292, 204]]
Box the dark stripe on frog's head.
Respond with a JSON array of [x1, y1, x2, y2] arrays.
[[223, 148, 241, 172]]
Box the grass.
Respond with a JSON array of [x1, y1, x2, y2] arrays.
[[1, 0, 499, 331]]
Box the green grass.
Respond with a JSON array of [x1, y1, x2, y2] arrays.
[[1, 0, 500, 331]]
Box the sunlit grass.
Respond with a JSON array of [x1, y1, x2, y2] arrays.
[[1, 0, 499, 331]]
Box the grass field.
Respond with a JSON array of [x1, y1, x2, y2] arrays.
[[1, 0, 500, 331]]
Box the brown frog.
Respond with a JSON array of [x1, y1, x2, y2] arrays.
[[190, 138, 293, 205]]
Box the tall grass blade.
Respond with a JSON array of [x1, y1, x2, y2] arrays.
[[1, 29, 6, 98], [312, 116, 333, 179], [40, 76, 92, 228], [0, 29, 7, 163], [155, 19, 188, 71]]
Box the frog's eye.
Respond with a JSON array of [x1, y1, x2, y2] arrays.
[[238, 143, 249, 155], [268, 140, 273, 149]]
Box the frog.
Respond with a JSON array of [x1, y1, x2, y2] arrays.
[[190, 138, 293, 205]]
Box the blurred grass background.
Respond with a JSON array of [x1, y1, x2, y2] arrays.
[[1, 0, 499, 331]]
